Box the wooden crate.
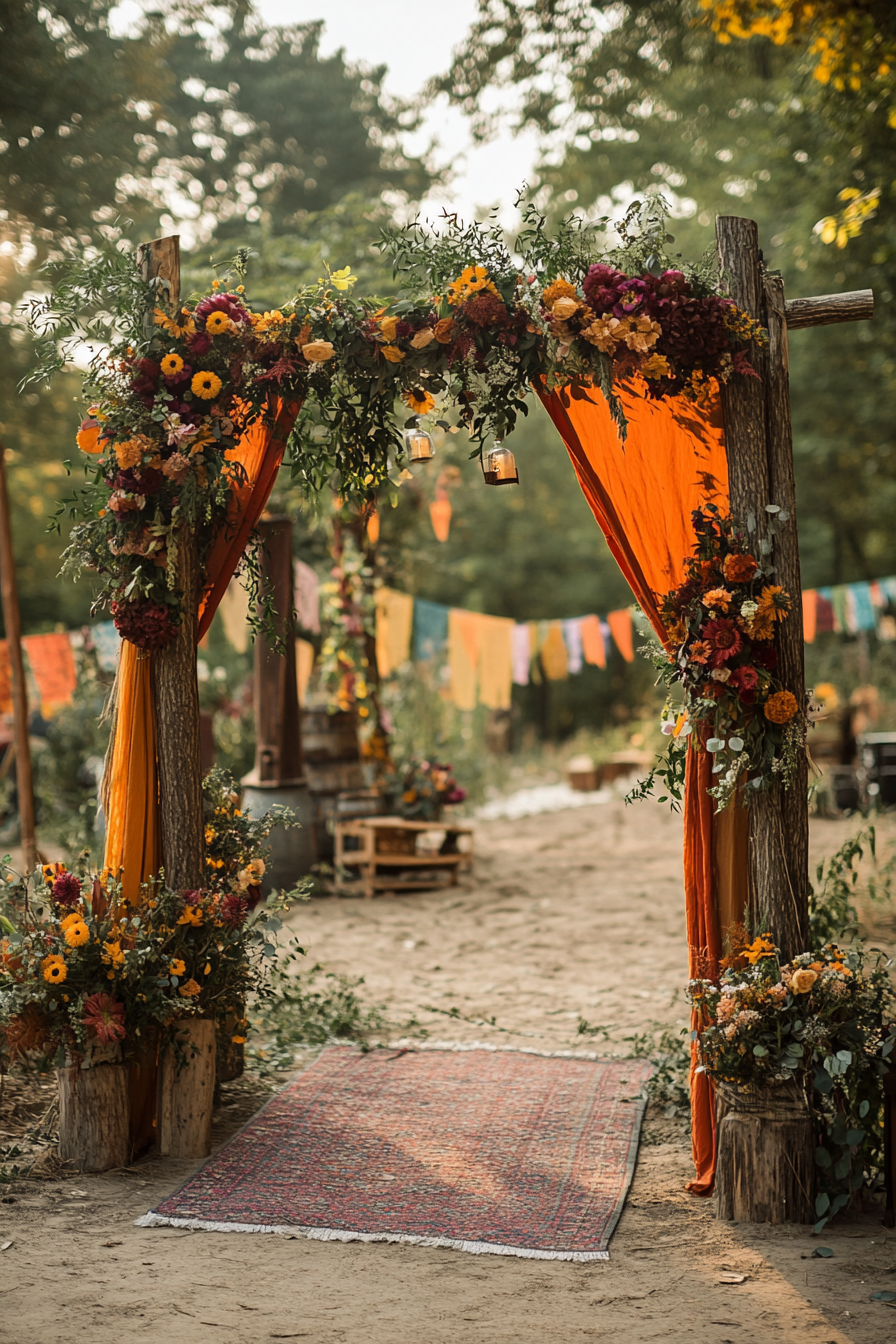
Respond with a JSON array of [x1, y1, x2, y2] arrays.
[[334, 816, 473, 899]]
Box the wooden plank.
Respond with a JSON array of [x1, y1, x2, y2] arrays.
[[138, 236, 204, 892], [251, 514, 304, 784], [340, 853, 465, 868], [784, 288, 873, 330], [0, 441, 37, 872]]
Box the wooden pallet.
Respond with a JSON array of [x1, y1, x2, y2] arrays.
[[334, 816, 473, 899]]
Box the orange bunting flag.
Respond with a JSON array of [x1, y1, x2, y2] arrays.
[[802, 589, 817, 644], [540, 623, 569, 680], [23, 632, 77, 716], [579, 614, 606, 669], [607, 608, 634, 663], [448, 609, 482, 710], [430, 496, 452, 543]]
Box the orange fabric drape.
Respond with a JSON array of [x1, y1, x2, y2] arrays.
[[539, 380, 728, 1195], [103, 398, 300, 902]]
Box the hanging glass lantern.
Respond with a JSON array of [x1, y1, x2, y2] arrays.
[[405, 425, 435, 464], [484, 442, 519, 486]]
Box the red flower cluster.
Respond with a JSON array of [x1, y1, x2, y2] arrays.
[[52, 871, 82, 907], [111, 599, 177, 650]]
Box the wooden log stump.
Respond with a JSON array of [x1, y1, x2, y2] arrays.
[[714, 1079, 814, 1224], [215, 1008, 245, 1085], [57, 1060, 130, 1172], [157, 1017, 216, 1158]]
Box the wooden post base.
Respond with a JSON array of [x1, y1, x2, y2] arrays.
[[57, 1061, 130, 1172], [158, 1018, 216, 1159], [715, 1080, 813, 1224]]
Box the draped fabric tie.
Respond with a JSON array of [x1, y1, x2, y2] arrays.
[[103, 398, 300, 904], [537, 380, 729, 1194]]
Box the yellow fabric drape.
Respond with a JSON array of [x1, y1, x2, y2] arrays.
[[477, 615, 514, 710], [448, 609, 482, 710], [102, 642, 159, 903], [540, 623, 569, 680], [217, 579, 251, 653], [296, 638, 315, 705], [375, 587, 414, 678]]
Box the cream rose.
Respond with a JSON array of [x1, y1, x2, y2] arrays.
[[790, 968, 818, 995], [302, 341, 336, 363]]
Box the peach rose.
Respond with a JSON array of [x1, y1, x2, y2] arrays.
[[301, 341, 335, 363]]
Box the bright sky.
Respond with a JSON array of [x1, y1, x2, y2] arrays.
[[110, 0, 541, 227], [255, 0, 541, 224]]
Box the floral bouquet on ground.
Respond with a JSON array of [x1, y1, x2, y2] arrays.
[[636, 504, 803, 810], [382, 758, 467, 822], [688, 929, 895, 1228]]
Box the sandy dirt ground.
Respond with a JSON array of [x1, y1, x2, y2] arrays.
[[2, 796, 896, 1344]]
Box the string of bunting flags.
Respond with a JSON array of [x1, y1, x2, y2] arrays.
[[1, 571, 894, 724]]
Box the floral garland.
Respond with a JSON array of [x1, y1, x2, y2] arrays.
[[25, 199, 766, 647], [634, 506, 804, 810]]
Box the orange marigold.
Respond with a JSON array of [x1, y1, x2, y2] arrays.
[[758, 584, 792, 620], [764, 690, 799, 724], [723, 552, 758, 583], [542, 278, 577, 306], [702, 587, 732, 611]]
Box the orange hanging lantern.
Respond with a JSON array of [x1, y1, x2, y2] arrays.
[[429, 495, 452, 543]]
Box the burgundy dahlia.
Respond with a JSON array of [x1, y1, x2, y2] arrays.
[[52, 871, 82, 907], [582, 263, 626, 314], [111, 599, 177, 650], [194, 293, 250, 326], [463, 291, 510, 328]]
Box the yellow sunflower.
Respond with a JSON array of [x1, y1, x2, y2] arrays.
[[191, 371, 223, 400], [42, 956, 67, 984], [205, 311, 233, 336], [403, 389, 436, 415], [63, 921, 90, 948], [160, 353, 184, 375]]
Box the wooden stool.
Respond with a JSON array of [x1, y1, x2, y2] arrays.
[[334, 816, 473, 898]]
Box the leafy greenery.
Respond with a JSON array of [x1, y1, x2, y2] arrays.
[[808, 824, 895, 947], [248, 948, 387, 1072]]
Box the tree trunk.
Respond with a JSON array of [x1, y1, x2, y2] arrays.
[[714, 1081, 813, 1224], [138, 235, 205, 894], [0, 441, 37, 873], [57, 1061, 130, 1172], [157, 1017, 216, 1159], [716, 215, 809, 961], [152, 528, 204, 890]]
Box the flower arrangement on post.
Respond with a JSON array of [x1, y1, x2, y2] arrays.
[[631, 504, 804, 810], [688, 929, 895, 1229]]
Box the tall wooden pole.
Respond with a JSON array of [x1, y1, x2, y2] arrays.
[[138, 236, 204, 892], [0, 441, 37, 873], [716, 216, 808, 959]]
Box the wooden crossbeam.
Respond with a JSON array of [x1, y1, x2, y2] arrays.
[[785, 288, 873, 330]]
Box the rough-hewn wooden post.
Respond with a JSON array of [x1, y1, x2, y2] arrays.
[[717, 215, 807, 959], [763, 271, 809, 955], [0, 440, 37, 873], [138, 236, 204, 891]]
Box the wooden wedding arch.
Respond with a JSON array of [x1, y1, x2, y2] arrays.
[[94, 216, 872, 1219]]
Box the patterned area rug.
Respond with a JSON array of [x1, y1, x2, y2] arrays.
[[137, 1046, 651, 1261]]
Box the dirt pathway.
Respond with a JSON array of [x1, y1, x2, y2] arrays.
[[2, 798, 896, 1344]]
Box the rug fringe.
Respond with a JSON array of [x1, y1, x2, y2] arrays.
[[134, 1212, 610, 1261], [379, 1039, 632, 1062]]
